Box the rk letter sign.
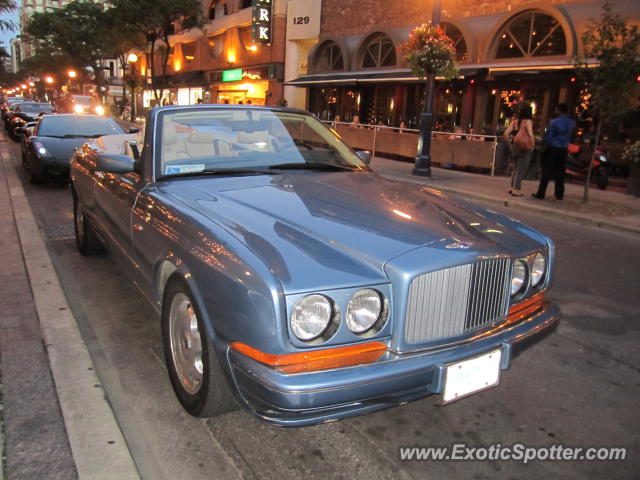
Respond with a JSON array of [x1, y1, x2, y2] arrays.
[[252, 0, 273, 45]]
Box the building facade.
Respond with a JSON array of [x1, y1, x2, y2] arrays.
[[146, 0, 287, 107], [286, 0, 639, 138]]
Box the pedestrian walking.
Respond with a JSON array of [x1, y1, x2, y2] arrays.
[[504, 104, 535, 196], [533, 103, 575, 200]]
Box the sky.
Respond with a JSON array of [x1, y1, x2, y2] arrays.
[[0, 6, 20, 51]]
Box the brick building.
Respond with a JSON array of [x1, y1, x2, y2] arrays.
[[285, 0, 639, 136], [147, 0, 287, 107]]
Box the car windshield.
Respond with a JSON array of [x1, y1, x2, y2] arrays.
[[37, 115, 125, 137], [157, 108, 367, 178], [19, 103, 55, 115], [72, 96, 93, 105]]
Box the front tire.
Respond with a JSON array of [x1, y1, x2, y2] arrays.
[[594, 166, 609, 190], [162, 276, 238, 418], [73, 195, 104, 255]]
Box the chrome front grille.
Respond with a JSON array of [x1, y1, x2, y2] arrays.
[[404, 258, 511, 344]]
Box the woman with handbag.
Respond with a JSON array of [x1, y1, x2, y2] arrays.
[[504, 104, 535, 196]]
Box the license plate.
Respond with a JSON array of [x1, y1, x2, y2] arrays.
[[442, 349, 502, 403]]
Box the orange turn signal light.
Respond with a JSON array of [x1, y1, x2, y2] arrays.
[[231, 341, 387, 374], [507, 292, 544, 323]]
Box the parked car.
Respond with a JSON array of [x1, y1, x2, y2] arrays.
[[7, 101, 56, 142], [22, 114, 136, 183], [70, 105, 560, 426], [2, 97, 26, 125]]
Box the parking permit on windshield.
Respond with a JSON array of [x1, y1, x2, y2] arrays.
[[164, 165, 205, 175]]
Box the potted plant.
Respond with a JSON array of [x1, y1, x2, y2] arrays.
[[623, 140, 640, 196]]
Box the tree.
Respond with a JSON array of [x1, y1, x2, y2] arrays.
[[111, 0, 204, 103], [573, 2, 640, 202], [26, 0, 112, 90], [0, 0, 16, 33]]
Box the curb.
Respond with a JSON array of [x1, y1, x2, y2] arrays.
[[1, 154, 140, 479], [377, 171, 640, 238]]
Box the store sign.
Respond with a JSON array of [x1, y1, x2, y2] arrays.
[[222, 68, 243, 82], [252, 0, 273, 45], [286, 0, 321, 40]]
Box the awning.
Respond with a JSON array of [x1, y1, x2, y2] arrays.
[[152, 70, 207, 87], [286, 65, 483, 87]]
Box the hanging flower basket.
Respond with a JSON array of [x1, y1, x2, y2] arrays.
[[401, 23, 458, 79]]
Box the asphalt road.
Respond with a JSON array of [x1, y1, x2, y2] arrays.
[[3, 136, 639, 479]]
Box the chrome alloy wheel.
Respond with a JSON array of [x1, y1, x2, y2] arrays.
[[169, 293, 204, 395]]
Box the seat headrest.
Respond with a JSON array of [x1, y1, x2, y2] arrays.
[[187, 131, 215, 143]]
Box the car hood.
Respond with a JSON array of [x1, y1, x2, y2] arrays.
[[162, 171, 542, 293]]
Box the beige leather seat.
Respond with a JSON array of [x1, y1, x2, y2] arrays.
[[162, 123, 189, 162], [185, 131, 215, 158], [236, 131, 276, 152]]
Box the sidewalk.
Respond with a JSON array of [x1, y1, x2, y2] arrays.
[[371, 157, 640, 237]]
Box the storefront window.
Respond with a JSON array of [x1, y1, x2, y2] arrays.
[[493, 11, 566, 59], [441, 23, 468, 62], [361, 34, 396, 69], [312, 41, 344, 73]]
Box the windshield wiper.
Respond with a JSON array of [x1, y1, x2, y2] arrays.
[[158, 168, 275, 180], [268, 162, 358, 171]]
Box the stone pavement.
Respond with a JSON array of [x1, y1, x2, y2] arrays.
[[370, 157, 640, 237], [0, 149, 77, 479]]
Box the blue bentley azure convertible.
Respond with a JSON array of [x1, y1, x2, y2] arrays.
[[70, 105, 560, 426]]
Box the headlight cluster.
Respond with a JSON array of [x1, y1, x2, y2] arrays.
[[33, 141, 49, 157], [510, 252, 546, 298], [290, 289, 388, 342]]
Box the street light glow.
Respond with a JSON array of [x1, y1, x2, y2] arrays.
[[127, 53, 138, 63], [44, 75, 54, 84], [68, 70, 77, 78]]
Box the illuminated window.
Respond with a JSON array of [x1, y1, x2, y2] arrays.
[[207, 34, 225, 58], [493, 11, 566, 59], [182, 42, 196, 63], [361, 34, 396, 69], [313, 41, 344, 73], [441, 22, 468, 62]]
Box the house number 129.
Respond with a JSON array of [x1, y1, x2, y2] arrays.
[[293, 16, 310, 24]]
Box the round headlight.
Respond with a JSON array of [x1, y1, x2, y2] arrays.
[[531, 253, 546, 287], [290, 294, 332, 341], [95, 105, 105, 116], [346, 289, 382, 333], [511, 259, 527, 296], [73, 104, 84, 113]]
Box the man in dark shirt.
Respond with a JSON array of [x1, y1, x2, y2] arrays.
[[533, 103, 575, 200]]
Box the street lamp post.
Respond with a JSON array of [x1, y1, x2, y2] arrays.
[[127, 53, 138, 123], [413, 0, 442, 177]]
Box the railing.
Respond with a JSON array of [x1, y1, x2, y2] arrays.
[[323, 121, 499, 176]]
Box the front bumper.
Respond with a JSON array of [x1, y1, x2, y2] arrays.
[[41, 157, 70, 177], [225, 303, 561, 427]]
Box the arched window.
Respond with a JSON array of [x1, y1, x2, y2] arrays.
[[313, 41, 344, 73], [441, 22, 468, 62], [209, 0, 227, 21], [361, 34, 396, 69], [493, 11, 566, 59]]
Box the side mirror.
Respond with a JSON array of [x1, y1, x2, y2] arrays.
[[356, 150, 372, 165], [128, 127, 140, 134], [95, 154, 135, 174]]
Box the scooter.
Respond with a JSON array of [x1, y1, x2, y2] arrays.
[[566, 143, 611, 190]]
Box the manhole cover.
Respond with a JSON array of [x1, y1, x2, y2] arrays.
[[44, 225, 75, 240]]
